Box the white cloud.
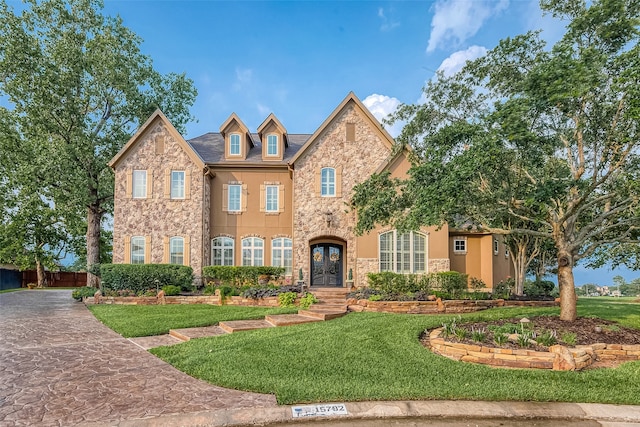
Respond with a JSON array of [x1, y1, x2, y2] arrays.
[[437, 45, 487, 77], [427, 0, 509, 52], [362, 94, 403, 138], [256, 103, 270, 116], [378, 7, 400, 32], [232, 67, 253, 91]]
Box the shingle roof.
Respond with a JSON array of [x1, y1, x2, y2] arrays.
[[187, 133, 310, 165]]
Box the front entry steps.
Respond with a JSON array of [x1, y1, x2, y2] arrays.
[[168, 287, 350, 339]]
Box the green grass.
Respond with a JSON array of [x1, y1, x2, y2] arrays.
[[0, 288, 23, 294], [148, 299, 640, 405], [88, 304, 298, 337]]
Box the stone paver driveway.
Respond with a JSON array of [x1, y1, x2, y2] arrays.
[[0, 290, 276, 426]]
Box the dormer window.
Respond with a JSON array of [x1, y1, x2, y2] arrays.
[[230, 133, 241, 156], [266, 135, 278, 156]]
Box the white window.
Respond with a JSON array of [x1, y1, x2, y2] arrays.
[[170, 237, 184, 265], [171, 171, 185, 199], [242, 237, 264, 266], [132, 170, 147, 199], [267, 134, 278, 156], [453, 238, 467, 254], [212, 237, 234, 266], [272, 238, 292, 275], [266, 185, 278, 212], [228, 184, 241, 212], [321, 167, 335, 197], [379, 231, 427, 274], [230, 133, 241, 155], [494, 239, 499, 255], [130, 236, 145, 264]]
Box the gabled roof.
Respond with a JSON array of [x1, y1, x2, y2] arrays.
[[289, 92, 397, 165], [108, 109, 204, 169], [257, 113, 288, 147], [219, 112, 255, 148], [187, 133, 309, 165]]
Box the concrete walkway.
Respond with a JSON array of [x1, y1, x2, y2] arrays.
[[2, 289, 640, 427], [0, 290, 276, 426]]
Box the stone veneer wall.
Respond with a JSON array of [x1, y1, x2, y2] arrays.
[[112, 121, 205, 280], [429, 258, 450, 273], [293, 104, 392, 284]]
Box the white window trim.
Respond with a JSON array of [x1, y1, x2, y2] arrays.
[[265, 185, 279, 212], [228, 184, 241, 212], [494, 238, 499, 255], [229, 133, 241, 156], [453, 237, 467, 254], [211, 237, 234, 266], [378, 230, 427, 274], [170, 236, 184, 265], [271, 237, 292, 275], [242, 237, 264, 266], [266, 134, 278, 156], [132, 170, 147, 199], [130, 236, 145, 264], [321, 167, 335, 197], [170, 171, 185, 199]]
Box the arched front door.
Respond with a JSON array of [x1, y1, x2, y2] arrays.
[[310, 243, 343, 287]]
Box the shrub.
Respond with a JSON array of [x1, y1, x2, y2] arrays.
[[366, 271, 466, 297], [437, 271, 468, 299], [368, 294, 382, 301], [278, 291, 297, 307], [72, 286, 99, 301], [162, 285, 181, 296], [471, 327, 487, 342], [524, 280, 556, 298], [242, 284, 301, 299], [536, 330, 558, 347], [493, 333, 509, 346], [493, 277, 515, 299], [100, 264, 194, 293], [299, 292, 317, 309], [203, 266, 285, 287]]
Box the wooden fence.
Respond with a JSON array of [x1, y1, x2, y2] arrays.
[[22, 271, 87, 288]]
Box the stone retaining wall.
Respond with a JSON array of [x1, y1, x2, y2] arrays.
[[84, 294, 280, 307], [428, 327, 640, 371], [348, 299, 558, 314]]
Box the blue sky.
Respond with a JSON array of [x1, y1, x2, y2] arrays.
[[97, 0, 633, 286], [7, 0, 638, 286]]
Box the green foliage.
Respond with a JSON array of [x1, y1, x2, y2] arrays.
[[367, 271, 467, 298], [536, 330, 558, 347], [203, 266, 285, 287], [524, 280, 556, 298], [161, 285, 181, 296], [351, 0, 640, 321], [71, 286, 99, 301], [0, 0, 197, 286], [471, 327, 487, 342], [299, 292, 318, 309], [100, 264, 194, 293], [493, 333, 509, 346], [242, 284, 301, 300], [493, 278, 515, 299], [368, 294, 383, 302], [278, 292, 297, 307], [562, 332, 577, 346]]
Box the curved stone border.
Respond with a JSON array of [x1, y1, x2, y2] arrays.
[[428, 327, 640, 371], [348, 298, 558, 314]]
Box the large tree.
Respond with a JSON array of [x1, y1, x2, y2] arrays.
[[352, 0, 640, 321], [0, 0, 197, 287]]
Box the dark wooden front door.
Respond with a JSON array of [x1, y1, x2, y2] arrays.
[[310, 243, 343, 287]]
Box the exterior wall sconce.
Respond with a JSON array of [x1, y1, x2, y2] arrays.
[[324, 211, 333, 227]]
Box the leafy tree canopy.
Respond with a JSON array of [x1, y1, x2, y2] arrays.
[[352, 0, 640, 321]]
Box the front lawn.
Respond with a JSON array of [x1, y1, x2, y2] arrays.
[[149, 299, 640, 405], [88, 304, 298, 337]]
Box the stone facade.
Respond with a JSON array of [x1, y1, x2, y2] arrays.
[[428, 258, 450, 273], [292, 103, 392, 284], [112, 119, 205, 281]]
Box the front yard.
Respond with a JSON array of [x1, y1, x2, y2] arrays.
[[91, 298, 640, 405]]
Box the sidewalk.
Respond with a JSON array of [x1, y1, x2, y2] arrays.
[[1, 290, 640, 427]]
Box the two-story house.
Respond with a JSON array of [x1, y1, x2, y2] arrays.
[[109, 92, 513, 288]]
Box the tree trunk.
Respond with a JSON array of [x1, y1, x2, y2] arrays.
[[557, 251, 577, 321], [35, 257, 47, 288], [512, 242, 526, 296], [86, 205, 102, 288]]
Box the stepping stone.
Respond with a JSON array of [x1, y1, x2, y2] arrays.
[[297, 309, 346, 321], [169, 325, 226, 341], [265, 314, 323, 327], [219, 319, 275, 333]]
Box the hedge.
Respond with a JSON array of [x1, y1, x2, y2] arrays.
[[100, 264, 194, 293], [202, 266, 285, 286], [367, 270, 469, 298]]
